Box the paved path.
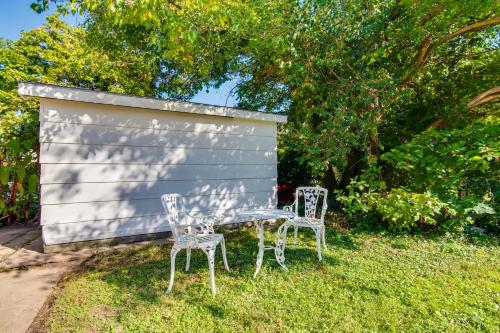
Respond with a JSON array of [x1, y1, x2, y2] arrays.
[[0, 224, 167, 333], [0, 263, 76, 333], [0, 224, 93, 333]]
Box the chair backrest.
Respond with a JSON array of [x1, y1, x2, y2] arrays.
[[161, 193, 186, 240], [295, 187, 328, 221]]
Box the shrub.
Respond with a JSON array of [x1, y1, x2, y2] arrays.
[[337, 123, 499, 232], [369, 189, 455, 231], [337, 177, 454, 232]]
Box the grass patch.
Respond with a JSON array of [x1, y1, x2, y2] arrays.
[[46, 226, 499, 332]]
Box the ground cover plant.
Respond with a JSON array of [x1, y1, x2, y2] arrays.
[[44, 224, 499, 333]]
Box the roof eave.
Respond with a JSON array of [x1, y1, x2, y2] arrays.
[[17, 82, 288, 123]]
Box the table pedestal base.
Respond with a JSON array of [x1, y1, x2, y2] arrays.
[[254, 221, 287, 277]]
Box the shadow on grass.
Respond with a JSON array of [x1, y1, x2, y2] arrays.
[[80, 225, 351, 307]]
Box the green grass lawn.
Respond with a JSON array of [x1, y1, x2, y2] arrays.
[[45, 226, 499, 332]]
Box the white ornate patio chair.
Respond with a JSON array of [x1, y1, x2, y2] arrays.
[[281, 186, 328, 261], [161, 193, 229, 295]]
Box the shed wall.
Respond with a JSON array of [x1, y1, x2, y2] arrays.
[[39, 99, 278, 245]]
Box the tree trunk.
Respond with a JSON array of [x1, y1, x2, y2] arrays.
[[339, 149, 365, 190], [323, 165, 339, 195], [23, 193, 32, 222], [466, 86, 500, 109], [368, 93, 383, 158], [7, 176, 17, 224]]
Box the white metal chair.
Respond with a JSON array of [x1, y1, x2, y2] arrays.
[[281, 186, 328, 261], [161, 193, 229, 295]]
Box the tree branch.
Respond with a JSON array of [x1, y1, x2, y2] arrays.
[[415, 16, 500, 69], [439, 16, 500, 44], [415, 35, 433, 69], [466, 86, 500, 109]]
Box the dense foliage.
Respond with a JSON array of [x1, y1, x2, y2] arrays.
[[0, 16, 158, 223], [7, 1, 500, 232], [338, 123, 499, 232]]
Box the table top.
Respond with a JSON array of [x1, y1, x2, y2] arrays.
[[238, 209, 296, 221]]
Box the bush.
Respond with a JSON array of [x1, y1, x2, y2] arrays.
[[337, 123, 499, 233], [337, 176, 455, 232], [369, 189, 455, 231]]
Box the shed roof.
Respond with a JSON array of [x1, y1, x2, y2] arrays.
[[18, 82, 287, 123]]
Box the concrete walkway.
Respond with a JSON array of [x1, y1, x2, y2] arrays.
[[0, 263, 77, 333], [0, 224, 166, 333], [0, 224, 89, 333], [2, 228, 94, 269]]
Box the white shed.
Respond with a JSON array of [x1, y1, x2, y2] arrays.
[[18, 82, 287, 251]]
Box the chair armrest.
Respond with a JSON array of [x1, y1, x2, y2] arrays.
[[185, 213, 225, 234]]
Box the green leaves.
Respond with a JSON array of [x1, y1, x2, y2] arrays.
[[28, 174, 39, 193], [382, 123, 500, 195], [339, 123, 499, 232], [16, 167, 25, 181], [0, 168, 8, 185], [370, 189, 452, 231]]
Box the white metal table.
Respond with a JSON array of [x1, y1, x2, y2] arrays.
[[238, 209, 296, 277]]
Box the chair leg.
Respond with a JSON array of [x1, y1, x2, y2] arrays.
[[203, 247, 217, 295], [221, 237, 230, 271], [185, 248, 191, 271], [294, 225, 298, 240], [314, 228, 322, 261], [321, 226, 327, 249], [167, 247, 180, 294]]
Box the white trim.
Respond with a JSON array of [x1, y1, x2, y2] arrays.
[[18, 82, 287, 123]]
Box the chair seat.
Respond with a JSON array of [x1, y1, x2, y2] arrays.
[[175, 233, 224, 248], [286, 217, 323, 227]]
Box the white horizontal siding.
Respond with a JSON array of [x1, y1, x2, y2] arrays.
[[40, 122, 277, 150], [41, 178, 277, 204], [41, 192, 275, 224], [42, 217, 170, 245], [40, 99, 277, 136], [40, 164, 277, 184], [39, 99, 280, 245], [40, 143, 276, 165], [42, 207, 275, 245]]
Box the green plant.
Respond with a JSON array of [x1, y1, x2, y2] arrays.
[[337, 181, 454, 232], [371, 189, 454, 231], [338, 123, 499, 232], [382, 123, 499, 231]]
